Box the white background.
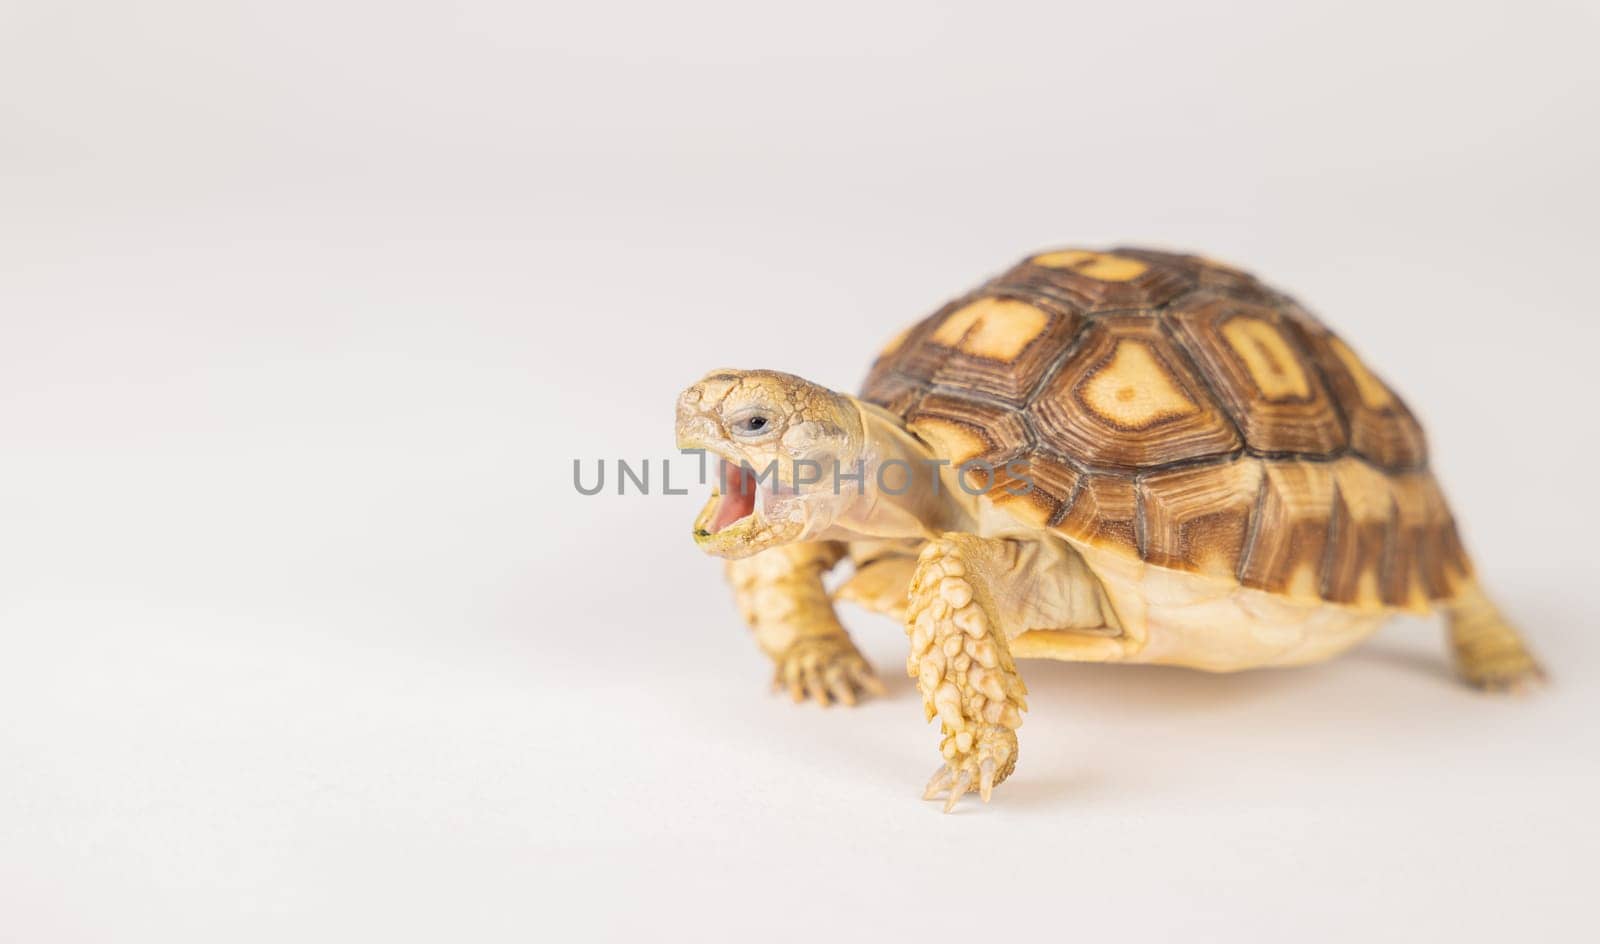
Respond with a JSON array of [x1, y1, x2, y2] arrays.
[[3, 1, 1598, 940]]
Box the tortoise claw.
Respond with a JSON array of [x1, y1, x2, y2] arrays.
[[920, 724, 1017, 813], [771, 636, 884, 707], [943, 772, 973, 813], [979, 758, 996, 803]]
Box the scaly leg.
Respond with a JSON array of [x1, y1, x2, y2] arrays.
[[726, 542, 885, 706], [905, 535, 1030, 812], [1445, 584, 1545, 691]]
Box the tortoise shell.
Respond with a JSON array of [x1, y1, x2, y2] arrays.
[[860, 247, 1470, 613]]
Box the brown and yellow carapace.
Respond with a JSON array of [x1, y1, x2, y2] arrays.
[[675, 247, 1541, 812]]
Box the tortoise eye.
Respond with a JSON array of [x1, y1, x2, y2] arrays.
[[731, 413, 772, 437]]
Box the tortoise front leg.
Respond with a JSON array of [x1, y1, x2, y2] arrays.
[[906, 535, 1030, 812], [725, 542, 885, 706]]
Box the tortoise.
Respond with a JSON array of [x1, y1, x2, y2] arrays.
[[674, 247, 1541, 812]]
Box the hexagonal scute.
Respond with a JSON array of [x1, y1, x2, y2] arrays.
[[905, 390, 1032, 467], [1139, 457, 1266, 580], [1029, 316, 1242, 472], [881, 295, 976, 390], [910, 292, 1085, 406], [1165, 293, 1348, 457], [1320, 460, 1396, 609], [988, 248, 1196, 314], [1051, 471, 1140, 556], [986, 449, 1079, 529], [1283, 318, 1428, 471], [1230, 460, 1335, 601], [1110, 247, 1281, 306], [1388, 472, 1472, 608]]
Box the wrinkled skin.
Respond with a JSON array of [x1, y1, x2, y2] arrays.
[[676, 368, 1030, 811], [674, 337, 1543, 812], [675, 369, 866, 558]]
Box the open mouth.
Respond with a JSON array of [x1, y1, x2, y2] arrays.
[[695, 459, 761, 539]]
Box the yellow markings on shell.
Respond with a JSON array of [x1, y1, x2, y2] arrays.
[[1331, 459, 1393, 610], [1030, 249, 1149, 282], [1252, 461, 1337, 603], [1221, 316, 1311, 400], [1080, 340, 1198, 428], [1332, 458, 1391, 519], [987, 481, 1055, 528], [1328, 337, 1393, 408], [929, 297, 1048, 361], [906, 416, 989, 465], [930, 303, 984, 346], [1282, 562, 1323, 601], [878, 325, 912, 357]]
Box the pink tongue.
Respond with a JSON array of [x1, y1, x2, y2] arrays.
[[710, 460, 756, 532]]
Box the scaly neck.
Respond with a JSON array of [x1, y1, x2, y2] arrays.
[[820, 398, 974, 543]]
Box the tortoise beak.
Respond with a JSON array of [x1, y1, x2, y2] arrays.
[[690, 456, 781, 557], [692, 458, 763, 542]]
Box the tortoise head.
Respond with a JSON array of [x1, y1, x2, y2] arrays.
[[675, 369, 865, 558]]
